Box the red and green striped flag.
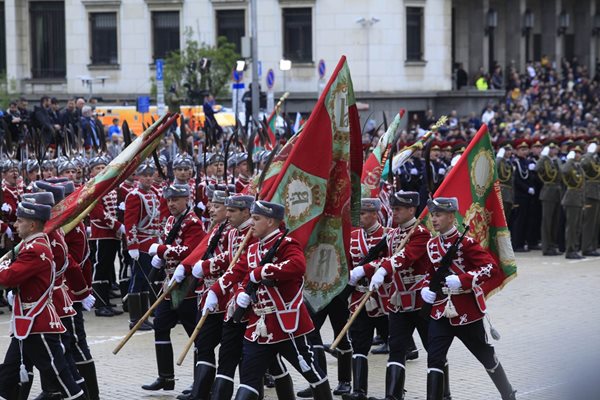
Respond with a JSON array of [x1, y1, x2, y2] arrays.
[[259, 56, 363, 311], [421, 124, 517, 295]]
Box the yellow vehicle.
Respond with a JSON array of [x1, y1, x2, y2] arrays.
[[95, 105, 237, 135]]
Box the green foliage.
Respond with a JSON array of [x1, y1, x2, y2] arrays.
[[0, 73, 10, 110], [151, 28, 240, 105]]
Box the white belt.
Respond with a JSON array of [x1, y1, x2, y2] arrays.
[[441, 287, 470, 295], [252, 305, 277, 316], [401, 275, 425, 285], [356, 285, 369, 293]]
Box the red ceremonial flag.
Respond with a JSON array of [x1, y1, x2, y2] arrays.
[[420, 124, 517, 296], [259, 56, 362, 311]]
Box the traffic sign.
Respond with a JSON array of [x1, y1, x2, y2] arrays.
[[318, 59, 326, 79], [156, 59, 164, 81], [137, 96, 150, 113], [232, 83, 245, 90], [266, 69, 275, 90], [232, 69, 243, 83]]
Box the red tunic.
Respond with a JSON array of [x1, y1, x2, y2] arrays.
[[202, 220, 256, 318], [124, 187, 161, 253], [349, 224, 388, 317], [364, 219, 432, 313], [89, 190, 123, 240], [155, 210, 205, 299], [1, 181, 21, 237], [48, 230, 77, 318], [424, 227, 501, 326], [0, 233, 65, 337], [235, 174, 251, 193], [151, 182, 170, 232], [228, 230, 314, 344], [63, 223, 92, 301]]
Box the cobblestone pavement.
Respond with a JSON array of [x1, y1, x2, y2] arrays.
[[0, 252, 599, 399]]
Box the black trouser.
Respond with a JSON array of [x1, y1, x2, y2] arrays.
[[349, 309, 377, 356], [427, 318, 497, 371], [511, 196, 532, 248], [214, 319, 246, 379], [129, 252, 153, 294], [388, 311, 429, 365], [0, 334, 83, 399], [307, 292, 352, 358], [92, 239, 120, 306], [195, 313, 225, 367], [238, 335, 327, 394], [68, 303, 93, 364], [374, 315, 389, 343], [154, 298, 197, 377]]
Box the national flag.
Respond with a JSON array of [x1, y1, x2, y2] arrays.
[[361, 109, 405, 198], [420, 124, 517, 295], [259, 56, 363, 311]]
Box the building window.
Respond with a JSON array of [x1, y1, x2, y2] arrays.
[[216, 9, 245, 53], [0, 2, 6, 74], [30, 1, 66, 79], [152, 11, 180, 61], [90, 13, 118, 65], [282, 8, 312, 63], [406, 7, 424, 61]]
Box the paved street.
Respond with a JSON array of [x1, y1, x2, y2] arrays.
[[0, 252, 598, 399]]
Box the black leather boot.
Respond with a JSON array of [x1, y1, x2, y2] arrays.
[[234, 386, 259, 400], [184, 362, 216, 399], [341, 356, 368, 400], [17, 373, 34, 400], [78, 361, 100, 400], [209, 375, 234, 400], [274, 373, 296, 399], [312, 380, 333, 400], [443, 363, 452, 400], [142, 344, 175, 391], [119, 279, 129, 312], [368, 362, 405, 400], [128, 293, 153, 331], [333, 350, 352, 395], [487, 363, 516, 400], [426, 369, 444, 400]]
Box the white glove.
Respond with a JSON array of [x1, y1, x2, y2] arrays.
[[118, 202, 125, 211], [567, 151, 576, 160], [541, 146, 550, 157], [410, 168, 418, 175], [86, 226, 91, 236], [118, 225, 126, 236], [172, 264, 186, 283], [588, 143, 597, 154], [445, 275, 462, 290], [5, 226, 13, 241], [81, 294, 96, 311], [250, 269, 261, 283], [151, 255, 164, 269], [192, 260, 204, 279], [421, 287, 436, 304], [528, 163, 536, 171], [128, 249, 139, 260], [438, 168, 446, 175], [496, 148, 505, 159], [369, 268, 387, 291], [236, 292, 251, 308], [148, 243, 159, 256], [528, 187, 535, 195], [6, 291, 14, 307], [450, 155, 461, 167], [349, 266, 365, 286], [1, 203, 10, 213], [203, 290, 218, 314]]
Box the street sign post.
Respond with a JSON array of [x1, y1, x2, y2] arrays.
[[156, 59, 165, 116], [318, 59, 326, 97], [266, 68, 275, 113]]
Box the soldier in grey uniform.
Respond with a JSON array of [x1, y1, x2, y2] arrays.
[[496, 142, 514, 224], [536, 142, 563, 256], [560, 145, 586, 259], [581, 141, 600, 256]]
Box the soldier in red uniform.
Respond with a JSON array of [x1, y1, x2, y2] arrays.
[[365, 191, 451, 400], [124, 162, 161, 329], [421, 197, 516, 400], [141, 184, 205, 392], [117, 174, 136, 306], [0, 201, 84, 400], [1, 159, 22, 246], [233, 154, 251, 193], [184, 194, 256, 400], [41, 160, 56, 180], [88, 156, 125, 317], [57, 159, 78, 184], [342, 199, 389, 400], [228, 200, 332, 400]]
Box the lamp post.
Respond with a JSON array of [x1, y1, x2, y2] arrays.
[[234, 60, 245, 122], [250, 0, 259, 133], [279, 59, 291, 115], [522, 9, 534, 63], [356, 17, 380, 92], [485, 9, 498, 73]]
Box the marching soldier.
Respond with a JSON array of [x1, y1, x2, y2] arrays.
[[234, 154, 251, 193], [0, 201, 84, 399], [88, 156, 125, 317], [496, 143, 514, 224], [142, 184, 205, 392], [560, 146, 586, 259], [580, 142, 600, 256], [342, 199, 389, 400], [229, 200, 333, 400], [365, 191, 451, 400], [536, 143, 563, 256], [124, 162, 162, 329], [421, 197, 515, 400], [1, 159, 22, 246]]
